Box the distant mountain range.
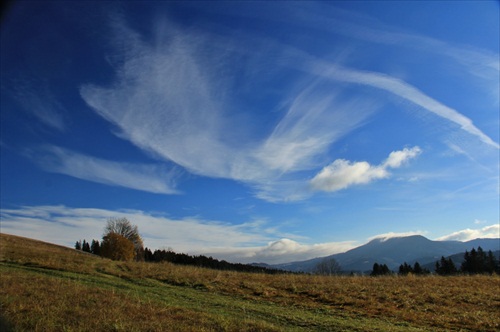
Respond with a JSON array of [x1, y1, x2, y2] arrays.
[[264, 235, 500, 273]]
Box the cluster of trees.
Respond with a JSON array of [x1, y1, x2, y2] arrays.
[[398, 262, 430, 275], [435, 247, 499, 275], [75, 239, 101, 256], [370, 263, 391, 276], [76, 219, 499, 276], [76, 218, 144, 261], [143, 248, 284, 274], [75, 217, 285, 274], [434, 256, 458, 275], [369, 246, 499, 276], [371, 262, 430, 276]]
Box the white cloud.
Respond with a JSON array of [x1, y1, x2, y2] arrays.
[[254, 86, 373, 174], [0, 205, 356, 264], [310, 146, 421, 192], [78, 15, 375, 202], [436, 224, 500, 242], [205, 238, 357, 264], [2, 205, 496, 264], [383, 147, 422, 168], [367, 231, 427, 242], [30, 146, 180, 194], [76, 8, 497, 202], [0, 205, 270, 253]]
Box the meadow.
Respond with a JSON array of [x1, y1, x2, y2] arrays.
[[1, 233, 499, 331]]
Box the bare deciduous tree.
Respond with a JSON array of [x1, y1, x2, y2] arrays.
[[313, 257, 341, 276]]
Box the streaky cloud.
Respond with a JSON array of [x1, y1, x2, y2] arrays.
[[11, 78, 67, 132], [30, 145, 180, 194], [79, 15, 374, 202], [307, 62, 499, 149]]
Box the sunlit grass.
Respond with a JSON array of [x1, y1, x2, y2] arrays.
[[1, 233, 499, 331]]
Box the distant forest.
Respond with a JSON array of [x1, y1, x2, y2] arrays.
[[76, 237, 499, 276], [75, 239, 286, 274], [74, 218, 500, 276]]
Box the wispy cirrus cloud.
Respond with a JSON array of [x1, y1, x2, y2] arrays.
[[310, 146, 421, 192], [202, 1, 498, 91], [305, 62, 499, 149], [79, 15, 375, 201], [78, 8, 497, 202], [10, 78, 67, 132], [29, 145, 180, 194]]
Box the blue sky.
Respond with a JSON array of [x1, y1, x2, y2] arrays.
[[1, 1, 499, 264]]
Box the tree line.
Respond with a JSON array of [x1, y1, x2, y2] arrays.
[[370, 246, 499, 276], [75, 217, 286, 274], [434, 247, 499, 275], [142, 248, 284, 274], [77, 218, 499, 276]]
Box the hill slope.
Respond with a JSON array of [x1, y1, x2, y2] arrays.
[[1, 233, 499, 331]]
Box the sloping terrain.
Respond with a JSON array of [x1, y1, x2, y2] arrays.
[[1, 233, 499, 331]]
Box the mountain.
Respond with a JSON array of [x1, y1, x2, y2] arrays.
[[272, 236, 500, 273]]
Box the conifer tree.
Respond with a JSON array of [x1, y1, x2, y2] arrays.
[[436, 256, 457, 275], [398, 262, 413, 275], [91, 239, 101, 256], [413, 262, 423, 274], [485, 250, 498, 274], [371, 263, 391, 276], [81, 240, 91, 253], [75, 240, 82, 250]]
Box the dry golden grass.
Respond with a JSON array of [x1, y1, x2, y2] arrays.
[[1, 233, 499, 331]]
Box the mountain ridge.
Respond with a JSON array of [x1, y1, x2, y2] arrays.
[[269, 235, 500, 273]]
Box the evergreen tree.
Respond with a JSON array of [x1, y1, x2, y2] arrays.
[[144, 247, 154, 262], [371, 263, 391, 276], [462, 247, 497, 274], [91, 239, 101, 256], [435, 256, 457, 275], [75, 240, 82, 250], [413, 262, 422, 274], [485, 250, 498, 274], [398, 262, 413, 275], [82, 240, 91, 253]]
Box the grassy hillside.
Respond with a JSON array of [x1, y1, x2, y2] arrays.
[[1, 233, 499, 331]]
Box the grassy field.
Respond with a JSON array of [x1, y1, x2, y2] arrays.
[[1, 233, 499, 331]]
